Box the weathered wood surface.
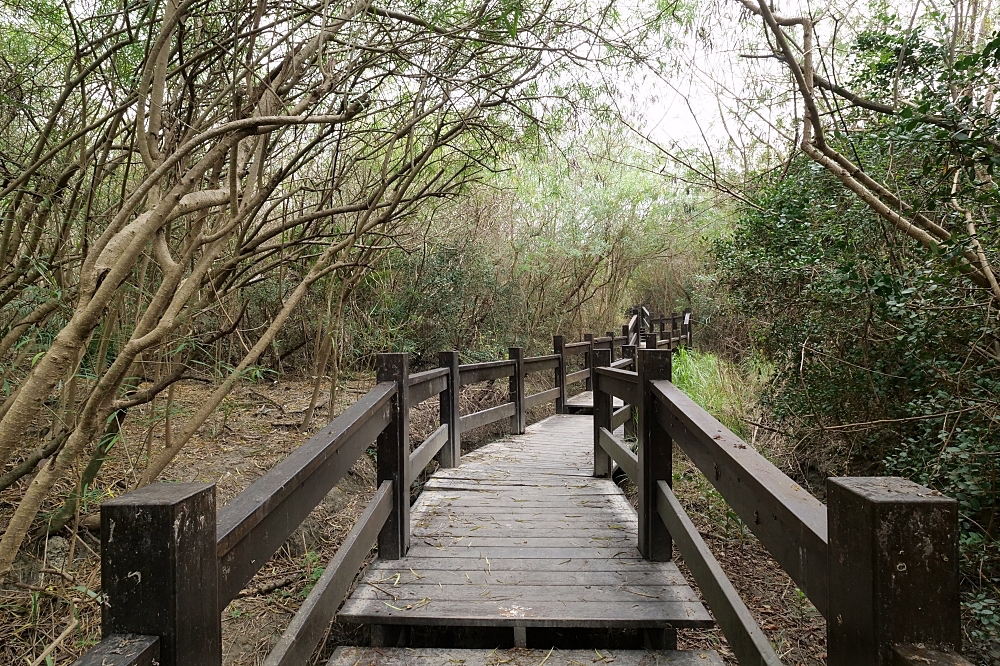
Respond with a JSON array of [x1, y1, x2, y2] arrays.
[[72, 635, 160, 666], [263, 482, 393, 666], [338, 415, 712, 629], [656, 481, 782, 666], [565, 390, 624, 411], [328, 647, 724, 666]]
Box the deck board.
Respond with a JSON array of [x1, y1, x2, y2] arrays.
[[564, 391, 624, 412], [337, 415, 712, 630], [328, 647, 724, 666]]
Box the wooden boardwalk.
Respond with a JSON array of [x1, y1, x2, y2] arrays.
[[338, 415, 712, 632], [564, 390, 623, 413]]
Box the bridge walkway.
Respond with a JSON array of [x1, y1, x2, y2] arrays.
[[337, 415, 715, 655]]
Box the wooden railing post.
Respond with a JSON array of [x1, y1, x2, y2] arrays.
[[683, 307, 693, 348], [376, 353, 409, 560], [643, 332, 657, 351], [622, 343, 637, 439], [438, 351, 460, 468], [584, 333, 594, 391], [553, 335, 567, 414], [827, 477, 961, 666], [637, 348, 672, 562], [605, 331, 616, 361], [100, 482, 220, 666], [670, 312, 679, 346], [508, 347, 525, 434], [592, 349, 612, 478]]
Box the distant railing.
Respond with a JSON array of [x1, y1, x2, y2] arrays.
[[592, 347, 972, 666]]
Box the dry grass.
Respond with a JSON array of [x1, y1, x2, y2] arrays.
[[1, 375, 383, 666]]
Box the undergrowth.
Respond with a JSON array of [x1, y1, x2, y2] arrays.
[[670, 347, 771, 440]]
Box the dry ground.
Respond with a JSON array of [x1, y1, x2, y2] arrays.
[[2, 373, 826, 665]]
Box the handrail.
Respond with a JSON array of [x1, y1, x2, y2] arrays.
[[408, 367, 448, 407], [593, 366, 639, 404], [656, 481, 783, 666], [407, 367, 449, 385], [459, 358, 515, 386], [523, 354, 559, 373], [597, 427, 637, 482], [216, 382, 396, 603], [409, 424, 449, 479], [650, 379, 829, 615], [263, 481, 393, 666]]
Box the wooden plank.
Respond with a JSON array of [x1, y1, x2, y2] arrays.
[[361, 568, 685, 587], [408, 367, 449, 385], [327, 647, 724, 666], [360, 556, 660, 572], [460, 360, 515, 386], [612, 405, 632, 430], [265, 482, 392, 666], [651, 379, 829, 615], [598, 427, 638, 483], [459, 402, 516, 433], [412, 536, 635, 548], [337, 598, 713, 628], [351, 582, 700, 603], [566, 368, 590, 385], [72, 635, 160, 666], [594, 367, 639, 403], [610, 357, 633, 370], [892, 646, 975, 666], [523, 355, 559, 374], [407, 373, 447, 408], [404, 544, 642, 558], [409, 424, 448, 479], [524, 387, 560, 409], [217, 382, 394, 602], [563, 340, 590, 355], [656, 481, 782, 666]]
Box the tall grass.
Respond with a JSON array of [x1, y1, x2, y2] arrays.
[[670, 348, 771, 440]]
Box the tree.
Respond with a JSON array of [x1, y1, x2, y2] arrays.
[[0, 0, 626, 574]]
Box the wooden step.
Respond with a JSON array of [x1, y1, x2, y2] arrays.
[[327, 647, 724, 666], [337, 416, 712, 631]]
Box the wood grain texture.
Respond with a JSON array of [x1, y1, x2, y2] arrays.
[[328, 647, 724, 666], [566, 391, 624, 410], [338, 415, 711, 630]]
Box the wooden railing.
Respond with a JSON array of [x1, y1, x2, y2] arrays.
[[621, 305, 692, 349], [592, 348, 972, 666], [75, 322, 642, 666]]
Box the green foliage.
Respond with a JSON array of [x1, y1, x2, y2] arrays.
[[345, 246, 523, 368], [714, 91, 1000, 649], [670, 347, 769, 440]]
